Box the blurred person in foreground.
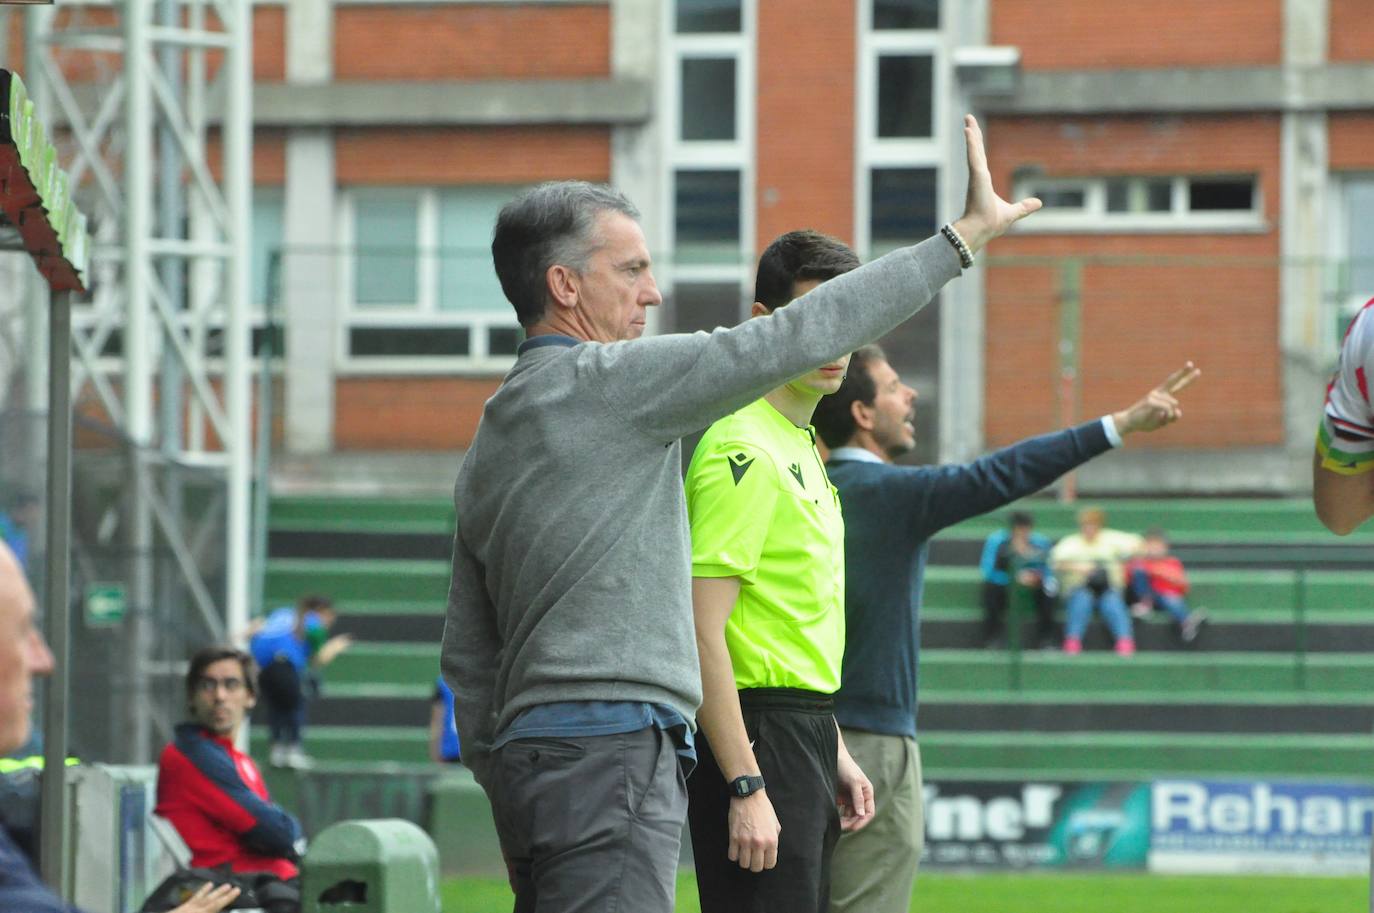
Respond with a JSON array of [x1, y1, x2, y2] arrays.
[[979, 511, 1058, 649], [1314, 297, 1374, 534], [0, 542, 240, 913], [155, 646, 303, 911], [685, 231, 875, 913], [248, 595, 352, 768], [443, 115, 1041, 912], [1126, 528, 1206, 642], [815, 355, 1198, 913], [1051, 508, 1145, 656]]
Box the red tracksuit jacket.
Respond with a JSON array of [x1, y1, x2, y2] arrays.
[[155, 723, 301, 880]]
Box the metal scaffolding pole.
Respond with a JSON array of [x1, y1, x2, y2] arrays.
[[124, 0, 156, 763], [223, 0, 254, 655], [39, 289, 73, 889], [25, 0, 255, 769]]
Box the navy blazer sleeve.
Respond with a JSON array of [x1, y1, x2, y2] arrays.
[[894, 420, 1114, 541]]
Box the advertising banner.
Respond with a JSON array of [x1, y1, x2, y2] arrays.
[[921, 780, 1151, 869], [1149, 779, 1374, 875]]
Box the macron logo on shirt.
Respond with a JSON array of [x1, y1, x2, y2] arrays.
[[729, 452, 755, 485]]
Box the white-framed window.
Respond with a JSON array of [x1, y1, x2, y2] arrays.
[[337, 184, 526, 373], [252, 187, 285, 309], [1011, 174, 1266, 233], [1329, 173, 1374, 343], [663, 0, 755, 334], [856, 0, 944, 260]]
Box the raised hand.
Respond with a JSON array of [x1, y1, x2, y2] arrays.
[[1113, 362, 1202, 436], [950, 114, 1042, 254]]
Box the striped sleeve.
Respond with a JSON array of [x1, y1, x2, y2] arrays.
[[1319, 300, 1374, 475]]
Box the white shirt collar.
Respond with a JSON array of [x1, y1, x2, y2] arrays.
[[827, 446, 885, 465]]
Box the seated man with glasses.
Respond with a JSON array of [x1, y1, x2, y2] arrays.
[[156, 646, 303, 906]]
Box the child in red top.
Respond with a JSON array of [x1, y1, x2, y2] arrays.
[[1127, 529, 1205, 642]]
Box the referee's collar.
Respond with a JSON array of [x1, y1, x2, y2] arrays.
[[517, 333, 581, 355]]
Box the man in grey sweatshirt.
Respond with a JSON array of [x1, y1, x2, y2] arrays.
[[441, 115, 1039, 912]]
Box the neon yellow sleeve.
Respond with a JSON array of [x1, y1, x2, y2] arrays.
[[686, 436, 779, 581]]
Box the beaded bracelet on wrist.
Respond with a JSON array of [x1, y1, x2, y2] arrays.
[[940, 223, 975, 269]]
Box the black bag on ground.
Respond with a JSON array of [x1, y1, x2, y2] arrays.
[[141, 867, 258, 912], [142, 867, 302, 913]]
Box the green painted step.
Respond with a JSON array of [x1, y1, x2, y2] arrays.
[[920, 606, 1363, 625], [938, 497, 1374, 543], [920, 566, 1374, 614], [321, 645, 1374, 696], [324, 642, 439, 686], [919, 688, 1374, 706], [920, 650, 1374, 694], [328, 599, 445, 617], [323, 682, 434, 701], [250, 725, 430, 765], [264, 558, 450, 604], [269, 496, 454, 535], [250, 726, 1374, 780], [919, 731, 1374, 780]]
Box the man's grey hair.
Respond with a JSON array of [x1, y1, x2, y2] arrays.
[[491, 181, 641, 327]]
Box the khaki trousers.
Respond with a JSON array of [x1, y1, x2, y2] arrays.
[[828, 730, 924, 913]]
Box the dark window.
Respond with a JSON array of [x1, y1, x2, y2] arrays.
[[681, 58, 736, 141], [1188, 178, 1254, 212], [349, 327, 470, 358], [99, 328, 123, 358], [204, 325, 284, 358], [668, 282, 744, 335], [877, 55, 934, 138], [251, 324, 286, 358], [1105, 180, 1129, 213], [1145, 179, 1173, 212], [676, 0, 741, 33], [873, 0, 939, 30], [488, 326, 523, 357], [1106, 178, 1172, 214], [1035, 186, 1087, 210], [675, 170, 741, 264], [871, 168, 937, 249]]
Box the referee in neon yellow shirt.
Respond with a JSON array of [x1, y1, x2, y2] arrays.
[[686, 230, 877, 913]]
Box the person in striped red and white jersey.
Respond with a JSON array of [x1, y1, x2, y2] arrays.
[[1314, 297, 1374, 534]]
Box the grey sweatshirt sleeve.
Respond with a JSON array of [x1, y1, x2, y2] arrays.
[[585, 235, 962, 442], [441, 529, 499, 790]]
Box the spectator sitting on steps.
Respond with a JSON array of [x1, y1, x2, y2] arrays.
[[1050, 508, 1143, 656], [979, 511, 1059, 650], [1126, 528, 1206, 643]]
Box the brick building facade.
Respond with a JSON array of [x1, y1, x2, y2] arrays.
[[18, 0, 1372, 492]]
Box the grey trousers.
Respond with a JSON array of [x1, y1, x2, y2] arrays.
[[828, 730, 924, 913], [489, 726, 687, 913]]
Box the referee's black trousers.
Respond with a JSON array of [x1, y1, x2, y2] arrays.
[[687, 688, 840, 913]]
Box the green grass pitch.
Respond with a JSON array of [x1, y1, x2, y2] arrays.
[[440, 872, 1365, 912]]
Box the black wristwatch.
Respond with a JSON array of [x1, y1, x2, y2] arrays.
[[729, 774, 766, 798]]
